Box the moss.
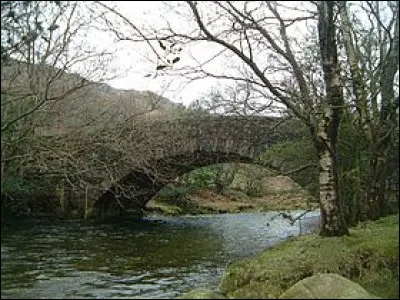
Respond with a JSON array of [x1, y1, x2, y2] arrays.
[[219, 214, 399, 299], [278, 273, 379, 299]]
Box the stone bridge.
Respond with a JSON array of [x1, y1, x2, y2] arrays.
[[82, 115, 284, 218]]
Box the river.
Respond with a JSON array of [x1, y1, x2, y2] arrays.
[[1, 210, 320, 299]]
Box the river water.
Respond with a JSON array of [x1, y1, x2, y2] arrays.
[[1, 211, 320, 299]]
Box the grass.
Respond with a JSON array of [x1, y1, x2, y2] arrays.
[[147, 186, 318, 216], [218, 214, 399, 299]]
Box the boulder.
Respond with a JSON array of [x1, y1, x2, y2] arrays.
[[279, 273, 380, 299]]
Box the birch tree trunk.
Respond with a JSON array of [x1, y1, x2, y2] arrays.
[[316, 1, 348, 236]]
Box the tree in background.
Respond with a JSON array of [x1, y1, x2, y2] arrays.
[[337, 1, 399, 222]]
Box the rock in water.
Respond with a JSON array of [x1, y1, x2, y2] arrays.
[[279, 273, 380, 299]]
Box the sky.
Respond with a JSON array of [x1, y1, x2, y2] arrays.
[[91, 1, 395, 109], [100, 1, 223, 107]]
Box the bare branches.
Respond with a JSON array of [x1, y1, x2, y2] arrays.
[[186, 1, 310, 121], [1, 1, 123, 205], [93, 1, 163, 63]]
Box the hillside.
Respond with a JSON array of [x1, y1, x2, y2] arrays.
[[1, 59, 183, 135]]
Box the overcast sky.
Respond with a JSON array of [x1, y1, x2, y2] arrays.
[[99, 1, 225, 106], [98, 1, 322, 108], [93, 1, 392, 109]]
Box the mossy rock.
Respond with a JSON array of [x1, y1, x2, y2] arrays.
[[178, 288, 227, 299], [279, 273, 380, 299]]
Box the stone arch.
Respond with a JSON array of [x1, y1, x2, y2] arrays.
[[93, 150, 255, 218]]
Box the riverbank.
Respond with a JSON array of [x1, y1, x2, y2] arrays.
[[181, 214, 399, 299], [2, 165, 318, 219], [145, 175, 318, 216]]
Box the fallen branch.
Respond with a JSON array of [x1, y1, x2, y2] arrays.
[[272, 209, 314, 226]]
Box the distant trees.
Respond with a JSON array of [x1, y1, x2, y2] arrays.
[[1, 1, 127, 216], [1, 1, 113, 128], [337, 1, 399, 222]]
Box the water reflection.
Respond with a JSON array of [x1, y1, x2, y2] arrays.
[[1, 211, 319, 299]]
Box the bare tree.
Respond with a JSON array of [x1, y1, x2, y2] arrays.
[[1, 1, 118, 214], [96, 1, 350, 235]]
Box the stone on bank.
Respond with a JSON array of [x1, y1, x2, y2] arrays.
[[279, 273, 380, 299]]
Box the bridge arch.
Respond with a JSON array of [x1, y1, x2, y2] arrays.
[[93, 150, 256, 218], [84, 115, 292, 218]]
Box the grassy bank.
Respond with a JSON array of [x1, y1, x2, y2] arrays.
[[145, 182, 318, 216], [145, 166, 319, 216], [217, 214, 399, 299]]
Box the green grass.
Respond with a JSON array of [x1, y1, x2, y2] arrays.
[[219, 214, 399, 299]]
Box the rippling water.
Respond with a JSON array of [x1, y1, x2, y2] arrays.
[[1, 211, 320, 299]]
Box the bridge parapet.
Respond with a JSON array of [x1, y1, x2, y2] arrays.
[[127, 115, 276, 161]]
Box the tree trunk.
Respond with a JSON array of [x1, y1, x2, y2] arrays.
[[368, 144, 391, 219], [316, 1, 349, 236], [314, 111, 349, 236], [374, 3, 399, 218]]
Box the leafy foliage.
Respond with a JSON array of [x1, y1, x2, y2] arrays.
[[260, 119, 318, 197], [181, 164, 237, 193]]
